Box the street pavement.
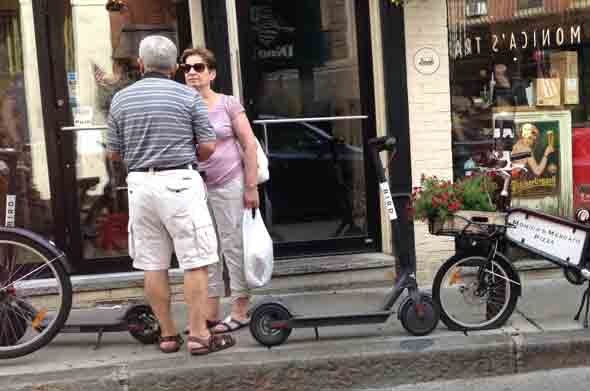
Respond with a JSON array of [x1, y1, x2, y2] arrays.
[[363, 366, 590, 391], [2, 276, 590, 390]]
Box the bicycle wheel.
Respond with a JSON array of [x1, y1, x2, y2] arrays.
[[433, 254, 518, 331], [0, 231, 72, 359]]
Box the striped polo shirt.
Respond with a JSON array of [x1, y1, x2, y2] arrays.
[[106, 73, 216, 171]]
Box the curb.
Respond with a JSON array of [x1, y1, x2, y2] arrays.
[[0, 332, 515, 391], [4, 328, 590, 390]]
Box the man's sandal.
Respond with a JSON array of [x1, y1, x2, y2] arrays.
[[211, 316, 250, 334], [188, 334, 236, 355], [158, 334, 184, 354]]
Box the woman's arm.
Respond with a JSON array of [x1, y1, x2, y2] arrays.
[[233, 112, 260, 208]]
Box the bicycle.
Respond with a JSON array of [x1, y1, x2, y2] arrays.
[[430, 147, 590, 331]]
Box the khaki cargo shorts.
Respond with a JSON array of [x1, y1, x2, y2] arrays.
[[126, 169, 218, 271]]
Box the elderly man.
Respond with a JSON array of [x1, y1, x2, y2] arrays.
[[107, 35, 234, 355]]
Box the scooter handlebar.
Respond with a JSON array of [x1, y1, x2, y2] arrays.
[[368, 136, 397, 153], [368, 136, 396, 183]]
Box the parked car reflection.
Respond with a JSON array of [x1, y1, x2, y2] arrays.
[[258, 115, 363, 235]]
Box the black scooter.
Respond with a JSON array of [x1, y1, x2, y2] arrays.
[[36, 301, 160, 350], [248, 136, 440, 347]]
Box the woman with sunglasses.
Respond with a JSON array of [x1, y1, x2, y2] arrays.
[[180, 47, 259, 334]]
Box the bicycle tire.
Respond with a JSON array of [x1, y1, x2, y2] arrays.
[[432, 254, 518, 331], [0, 231, 72, 359]]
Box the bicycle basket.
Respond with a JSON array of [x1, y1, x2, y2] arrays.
[[428, 210, 506, 237]]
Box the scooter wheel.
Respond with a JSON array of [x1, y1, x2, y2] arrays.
[[399, 294, 439, 336], [249, 303, 292, 347], [125, 305, 161, 345]]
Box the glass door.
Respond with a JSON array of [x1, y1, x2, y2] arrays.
[[0, 0, 54, 238], [236, 0, 379, 256], [56, 0, 193, 271]]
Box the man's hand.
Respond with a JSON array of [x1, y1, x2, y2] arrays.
[[197, 141, 216, 161]]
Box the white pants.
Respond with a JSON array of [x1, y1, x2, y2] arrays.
[[207, 174, 249, 299], [127, 169, 219, 271]]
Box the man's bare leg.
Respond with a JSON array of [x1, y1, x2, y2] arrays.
[[185, 266, 211, 344], [205, 297, 221, 321], [144, 270, 177, 344]]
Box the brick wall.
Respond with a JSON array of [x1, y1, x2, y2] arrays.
[[403, 0, 455, 283]]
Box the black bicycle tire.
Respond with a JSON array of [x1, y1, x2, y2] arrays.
[[432, 254, 518, 331], [0, 231, 72, 359]]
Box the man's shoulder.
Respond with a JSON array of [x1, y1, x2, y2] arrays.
[[112, 79, 197, 105]]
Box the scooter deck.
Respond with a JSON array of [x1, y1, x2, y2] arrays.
[[61, 307, 130, 330], [283, 311, 391, 328]]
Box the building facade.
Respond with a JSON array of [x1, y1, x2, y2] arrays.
[[0, 0, 415, 276], [5, 0, 576, 282], [407, 0, 590, 279]]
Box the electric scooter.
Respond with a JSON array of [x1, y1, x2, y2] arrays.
[[248, 136, 440, 347], [34, 301, 160, 350]]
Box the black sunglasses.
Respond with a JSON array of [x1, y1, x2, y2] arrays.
[[181, 63, 207, 73]]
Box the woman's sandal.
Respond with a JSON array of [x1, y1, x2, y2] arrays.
[[158, 334, 184, 354], [188, 334, 236, 356], [211, 316, 250, 334]]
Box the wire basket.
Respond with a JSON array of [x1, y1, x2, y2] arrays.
[[428, 210, 506, 237]]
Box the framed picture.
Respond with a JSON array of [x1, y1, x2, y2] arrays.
[[493, 109, 573, 216]]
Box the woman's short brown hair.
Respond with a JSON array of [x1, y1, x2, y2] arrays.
[[181, 47, 217, 70]]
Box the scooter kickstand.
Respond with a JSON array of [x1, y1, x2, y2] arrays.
[[574, 282, 590, 328], [94, 328, 105, 350], [314, 327, 320, 341]]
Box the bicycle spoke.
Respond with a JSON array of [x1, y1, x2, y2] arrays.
[[0, 254, 64, 292], [437, 256, 516, 330], [0, 305, 21, 346], [0, 236, 71, 358]]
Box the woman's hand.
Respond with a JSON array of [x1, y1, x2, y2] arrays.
[[244, 187, 260, 209]]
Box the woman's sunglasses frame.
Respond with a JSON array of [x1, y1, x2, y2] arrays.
[[181, 63, 207, 74]]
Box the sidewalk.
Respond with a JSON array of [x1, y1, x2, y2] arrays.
[[2, 275, 590, 391]]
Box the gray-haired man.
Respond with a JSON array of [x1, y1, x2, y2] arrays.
[[107, 35, 235, 355]]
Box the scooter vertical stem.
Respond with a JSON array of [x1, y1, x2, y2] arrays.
[[368, 136, 411, 273]]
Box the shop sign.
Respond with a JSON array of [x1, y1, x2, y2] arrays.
[[452, 24, 582, 58], [506, 210, 587, 266], [251, 0, 325, 70], [413, 47, 440, 75]]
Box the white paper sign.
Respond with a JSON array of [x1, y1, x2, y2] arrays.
[[506, 210, 587, 265], [73, 106, 94, 127]]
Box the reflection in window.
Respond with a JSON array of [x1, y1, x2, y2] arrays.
[[0, 2, 53, 236], [249, 0, 367, 242], [64, 0, 190, 258], [447, 1, 584, 225]]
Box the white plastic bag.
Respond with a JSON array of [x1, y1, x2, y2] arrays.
[[243, 208, 273, 288], [255, 138, 270, 184]]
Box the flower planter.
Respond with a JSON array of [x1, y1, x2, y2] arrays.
[[428, 210, 506, 237]]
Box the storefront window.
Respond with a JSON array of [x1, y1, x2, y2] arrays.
[[0, 0, 53, 236], [64, 0, 190, 259], [246, 0, 368, 243], [447, 0, 590, 218]]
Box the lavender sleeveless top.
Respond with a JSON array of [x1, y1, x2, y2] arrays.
[[198, 94, 245, 187]]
